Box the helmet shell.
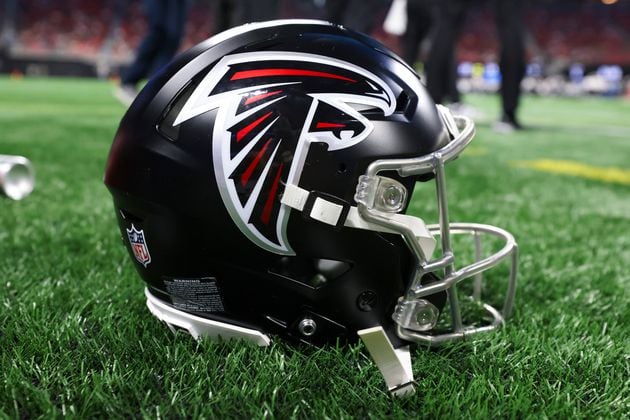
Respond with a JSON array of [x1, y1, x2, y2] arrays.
[[105, 20, 448, 346]]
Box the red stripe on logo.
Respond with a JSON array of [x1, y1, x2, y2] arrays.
[[316, 122, 346, 129], [231, 69, 356, 83], [261, 162, 284, 225], [241, 138, 273, 187], [244, 90, 283, 106], [236, 111, 273, 142]]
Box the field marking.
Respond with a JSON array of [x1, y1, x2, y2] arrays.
[[513, 159, 630, 185]]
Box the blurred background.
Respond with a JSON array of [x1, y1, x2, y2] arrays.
[[0, 0, 628, 98], [1, 1, 629, 417]]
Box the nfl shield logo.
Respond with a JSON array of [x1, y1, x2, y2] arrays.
[[126, 224, 151, 267]]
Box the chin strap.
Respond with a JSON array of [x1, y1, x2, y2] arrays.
[[358, 326, 416, 397], [281, 183, 436, 258]]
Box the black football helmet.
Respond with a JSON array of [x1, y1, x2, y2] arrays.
[[105, 20, 517, 395]]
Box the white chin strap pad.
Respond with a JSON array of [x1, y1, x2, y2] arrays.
[[281, 183, 436, 258]]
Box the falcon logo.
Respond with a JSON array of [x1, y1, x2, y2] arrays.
[[174, 52, 396, 254]]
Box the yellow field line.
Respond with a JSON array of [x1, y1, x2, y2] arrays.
[[512, 159, 630, 185]]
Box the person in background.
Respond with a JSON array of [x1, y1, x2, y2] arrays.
[[234, 0, 278, 24], [215, 0, 279, 31], [424, 0, 526, 132], [115, 0, 190, 106], [214, 0, 236, 33], [569, 62, 584, 85], [493, 0, 526, 131], [424, 0, 467, 107], [401, 0, 433, 68], [325, 0, 389, 34]]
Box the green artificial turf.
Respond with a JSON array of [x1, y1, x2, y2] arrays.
[[0, 77, 628, 418]]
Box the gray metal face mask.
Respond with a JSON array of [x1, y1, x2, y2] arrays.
[[355, 106, 518, 344], [351, 106, 518, 396]]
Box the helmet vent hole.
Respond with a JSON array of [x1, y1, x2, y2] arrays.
[[337, 163, 347, 174], [395, 91, 410, 113]]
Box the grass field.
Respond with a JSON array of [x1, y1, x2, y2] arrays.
[[1, 76, 629, 418]]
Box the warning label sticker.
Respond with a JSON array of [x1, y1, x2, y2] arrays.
[[162, 277, 225, 313]]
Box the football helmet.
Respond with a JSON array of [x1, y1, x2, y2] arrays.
[[105, 20, 517, 396]]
